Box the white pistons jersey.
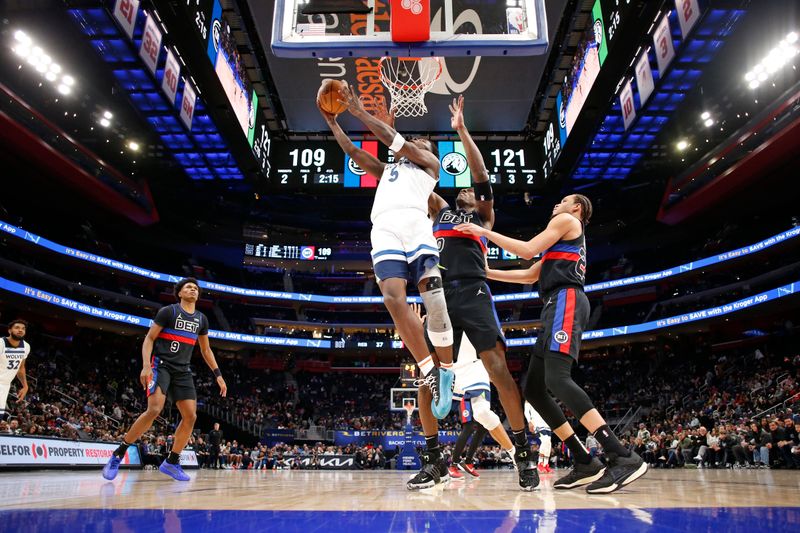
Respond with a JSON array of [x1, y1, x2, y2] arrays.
[[370, 158, 437, 223], [452, 333, 490, 398], [0, 338, 29, 384]]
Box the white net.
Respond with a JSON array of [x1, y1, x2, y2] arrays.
[[379, 57, 442, 118]]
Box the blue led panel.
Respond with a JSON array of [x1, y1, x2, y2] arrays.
[[72, 8, 245, 181], [89, 39, 137, 62]]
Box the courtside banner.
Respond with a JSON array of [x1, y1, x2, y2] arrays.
[[334, 430, 461, 448], [0, 435, 141, 467], [1, 220, 798, 304]]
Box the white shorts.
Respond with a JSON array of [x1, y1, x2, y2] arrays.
[[0, 382, 11, 412], [453, 359, 490, 399], [370, 209, 439, 283]]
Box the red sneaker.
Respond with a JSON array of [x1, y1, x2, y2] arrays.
[[462, 463, 479, 477], [537, 463, 547, 473], [448, 465, 464, 479], [544, 464, 552, 473]]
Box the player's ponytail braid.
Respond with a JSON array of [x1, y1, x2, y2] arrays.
[[572, 194, 593, 226]]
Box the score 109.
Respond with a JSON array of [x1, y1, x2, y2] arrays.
[[271, 143, 347, 186]]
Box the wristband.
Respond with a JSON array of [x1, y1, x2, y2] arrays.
[[213, 368, 222, 378], [389, 132, 405, 152], [474, 180, 493, 201]]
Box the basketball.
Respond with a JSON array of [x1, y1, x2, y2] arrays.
[[317, 79, 348, 116]]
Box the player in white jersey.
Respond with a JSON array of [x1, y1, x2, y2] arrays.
[[320, 86, 455, 489], [525, 401, 553, 473], [449, 332, 516, 479], [1, 319, 30, 420]]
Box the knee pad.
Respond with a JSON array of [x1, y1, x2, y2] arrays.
[[471, 395, 501, 431], [420, 275, 452, 347], [544, 366, 595, 420]]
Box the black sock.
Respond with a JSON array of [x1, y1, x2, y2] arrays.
[[425, 434, 439, 452], [113, 442, 131, 459], [594, 425, 631, 457], [167, 451, 181, 465], [511, 429, 528, 448], [564, 434, 592, 464]]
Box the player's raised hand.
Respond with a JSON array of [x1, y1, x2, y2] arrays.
[[410, 302, 425, 323], [454, 222, 488, 237], [449, 95, 465, 130], [373, 96, 396, 128], [339, 82, 365, 115], [140, 366, 153, 391], [316, 98, 337, 123], [217, 376, 228, 397]]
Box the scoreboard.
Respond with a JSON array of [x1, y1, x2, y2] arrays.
[[243, 243, 519, 262], [268, 140, 543, 191]]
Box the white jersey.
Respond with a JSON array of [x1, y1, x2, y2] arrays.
[[453, 333, 490, 398], [524, 401, 550, 432], [370, 158, 437, 223], [0, 338, 29, 384]]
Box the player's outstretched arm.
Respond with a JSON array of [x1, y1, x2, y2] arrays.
[[486, 262, 541, 285], [318, 99, 385, 179], [339, 83, 439, 175], [455, 213, 576, 260], [198, 335, 227, 397], [450, 95, 494, 228]]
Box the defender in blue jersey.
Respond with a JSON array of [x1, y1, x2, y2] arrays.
[[456, 195, 647, 494], [103, 278, 227, 482]]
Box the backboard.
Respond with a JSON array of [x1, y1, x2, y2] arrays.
[[272, 0, 549, 58]]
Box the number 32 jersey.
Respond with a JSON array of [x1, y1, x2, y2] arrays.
[[152, 304, 209, 368], [0, 338, 29, 383]]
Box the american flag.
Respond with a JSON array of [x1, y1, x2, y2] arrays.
[[296, 23, 326, 37]]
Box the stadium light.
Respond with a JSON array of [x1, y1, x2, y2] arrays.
[[676, 140, 689, 151], [11, 30, 76, 95], [745, 30, 799, 89]]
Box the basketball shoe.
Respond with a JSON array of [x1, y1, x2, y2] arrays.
[[553, 457, 606, 490], [414, 367, 455, 419], [459, 462, 479, 477], [585, 451, 648, 494], [537, 463, 552, 474], [448, 465, 464, 479], [407, 450, 449, 490], [102, 455, 122, 480], [159, 460, 191, 481], [513, 447, 539, 491]]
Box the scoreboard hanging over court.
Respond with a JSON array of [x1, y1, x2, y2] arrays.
[[268, 140, 543, 191]]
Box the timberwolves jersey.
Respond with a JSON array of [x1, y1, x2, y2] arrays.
[[432, 208, 489, 281], [0, 338, 29, 383], [539, 226, 587, 296], [152, 304, 209, 367], [370, 158, 437, 223]]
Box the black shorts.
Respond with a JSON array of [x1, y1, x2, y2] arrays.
[[147, 356, 197, 402], [442, 279, 506, 355], [534, 287, 590, 361]]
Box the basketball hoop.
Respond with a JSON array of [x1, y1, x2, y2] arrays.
[[379, 56, 442, 118], [403, 401, 415, 425]]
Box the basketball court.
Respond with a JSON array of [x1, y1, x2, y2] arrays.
[[1, 469, 798, 530]]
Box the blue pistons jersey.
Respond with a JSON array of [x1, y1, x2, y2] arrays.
[[152, 304, 209, 367]]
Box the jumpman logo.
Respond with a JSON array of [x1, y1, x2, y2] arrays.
[[476, 287, 486, 296]]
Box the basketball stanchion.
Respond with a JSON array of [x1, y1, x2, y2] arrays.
[[397, 401, 421, 470]]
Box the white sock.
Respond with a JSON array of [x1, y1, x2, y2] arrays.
[[418, 355, 434, 376]]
